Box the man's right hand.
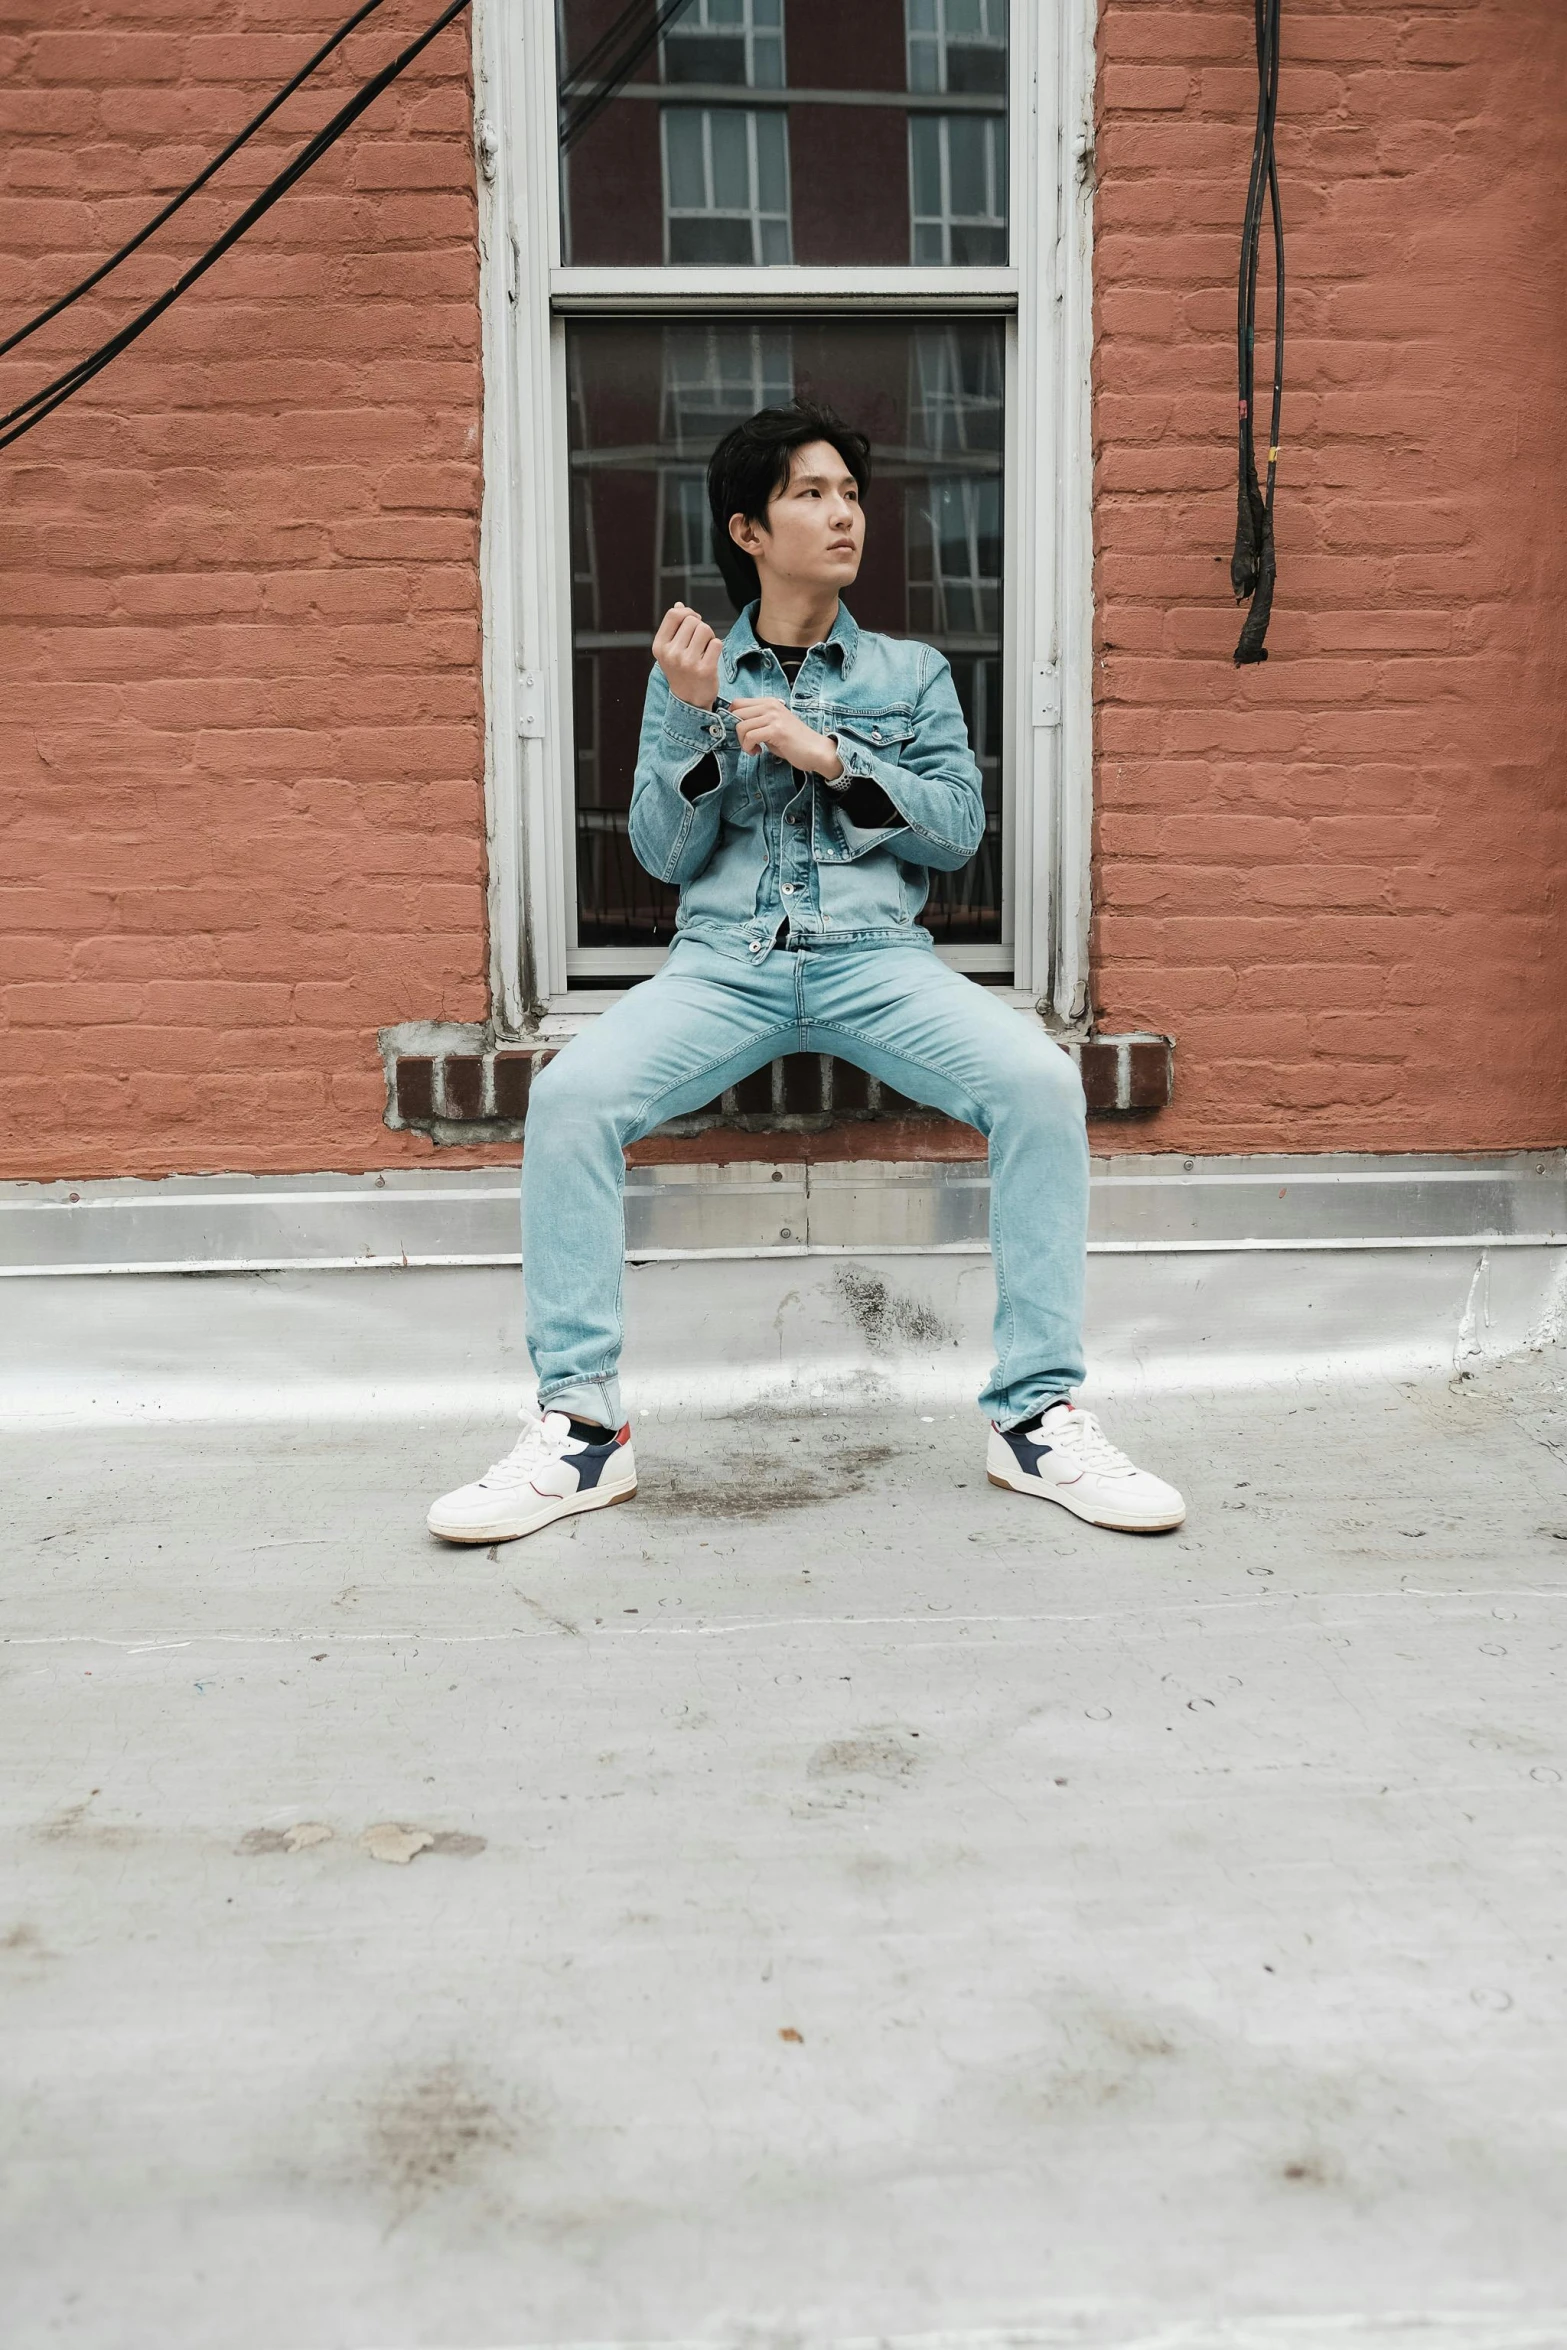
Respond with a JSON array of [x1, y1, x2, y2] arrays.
[[653, 603, 721, 711]]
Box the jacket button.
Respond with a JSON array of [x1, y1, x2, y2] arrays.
[[748, 941, 762, 953]]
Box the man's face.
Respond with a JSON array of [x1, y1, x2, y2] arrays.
[[730, 438, 865, 596]]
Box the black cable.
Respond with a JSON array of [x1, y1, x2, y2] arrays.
[[1231, 0, 1284, 666], [560, 0, 697, 154], [0, 0, 471, 454], [0, 0, 396, 366]]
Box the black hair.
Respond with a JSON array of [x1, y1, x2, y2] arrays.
[[706, 399, 872, 612]]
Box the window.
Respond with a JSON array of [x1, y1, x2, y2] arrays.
[[909, 113, 1007, 265], [907, 0, 1008, 95], [567, 316, 1005, 948], [476, 0, 1094, 1015], [663, 0, 786, 90], [662, 107, 791, 265]]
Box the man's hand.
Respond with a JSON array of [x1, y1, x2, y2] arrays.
[[730, 696, 845, 780], [652, 603, 721, 711]]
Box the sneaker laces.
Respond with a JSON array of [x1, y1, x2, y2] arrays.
[[478, 1409, 570, 1488], [1047, 1405, 1136, 1478]]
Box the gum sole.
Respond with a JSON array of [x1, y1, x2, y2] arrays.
[[431, 1481, 638, 1546], [987, 1468, 1183, 1535]]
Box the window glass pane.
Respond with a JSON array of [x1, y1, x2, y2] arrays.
[[669, 215, 756, 265], [944, 114, 986, 215], [566, 317, 1005, 948], [908, 113, 942, 220], [708, 108, 751, 207], [754, 110, 789, 212], [558, 0, 1008, 267], [663, 110, 707, 210]]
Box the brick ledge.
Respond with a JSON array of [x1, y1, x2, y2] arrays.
[[380, 1024, 1174, 1148]]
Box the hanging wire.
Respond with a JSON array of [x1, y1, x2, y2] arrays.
[[559, 0, 697, 154], [0, 0, 471, 454], [0, 0, 396, 366], [1231, 0, 1285, 665]]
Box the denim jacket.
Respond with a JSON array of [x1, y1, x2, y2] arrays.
[[627, 600, 984, 964]]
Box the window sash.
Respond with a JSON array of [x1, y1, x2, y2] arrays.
[[473, 0, 1094, 1020]]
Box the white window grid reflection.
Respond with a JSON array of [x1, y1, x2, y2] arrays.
[[662, 106, 792, 265], [913, 326, 1003, 458], [661, 325, 793, 452], [909, 112, 1007, 265], [906, 475, 1002, 642], [656, 469, 733, 630], [662, 0, 785, 90], [907, 0, 1008, 95]]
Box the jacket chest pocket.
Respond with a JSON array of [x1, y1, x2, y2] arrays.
[[822, 709, 917, 762]]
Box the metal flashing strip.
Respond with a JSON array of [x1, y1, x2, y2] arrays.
[[0, 1152, 1562, 1276]]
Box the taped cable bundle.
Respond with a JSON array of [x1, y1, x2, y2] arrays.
[[1231, 0, 1285, 665], [0, 0, 471, 454]]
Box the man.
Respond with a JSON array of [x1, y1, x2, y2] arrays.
[[429, 402, 1185, 1543]]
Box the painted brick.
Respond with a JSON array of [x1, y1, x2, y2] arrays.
[[2, 0, 1564, 1181], [442, 1054, 484, 1121], [394, 1057, 434, 1125]]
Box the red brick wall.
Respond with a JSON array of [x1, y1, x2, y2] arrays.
[[0, 1, 485, 1178], [1092, 0, 1567, 1150], [1, 0, 1563, 1180]]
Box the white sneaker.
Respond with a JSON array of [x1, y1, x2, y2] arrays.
[[987, 1399, 1185, 1533], [427, 1410, 637, 1545]]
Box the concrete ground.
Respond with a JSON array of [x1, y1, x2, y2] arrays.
[[3, 1346, 1567, 2350]]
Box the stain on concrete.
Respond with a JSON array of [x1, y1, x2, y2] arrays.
[[807, 1730, 922, 1782], [1, 1922, 50, 1956], [362, 1823, 436, 1866], [367, 2062, 515, 2219], [238, 1824, 485, 1861], [636, 1441, 894, 1521], [33, 1792, 99, 1843], [1279, 2149, 1345, 2189], [834, 1266, 957, 1353]]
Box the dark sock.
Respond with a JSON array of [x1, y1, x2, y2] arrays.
[[1011, 1397, 1072, 1437], [566, 1414, 614, 1445]]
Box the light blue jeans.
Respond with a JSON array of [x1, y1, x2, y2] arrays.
[[521, 939, 1089, 1429]]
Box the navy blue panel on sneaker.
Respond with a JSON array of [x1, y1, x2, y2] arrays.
[[1000, 1424, 1051, 1475], [571, 1434, 626, 1493]]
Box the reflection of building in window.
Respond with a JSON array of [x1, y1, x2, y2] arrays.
[[662, 0, 786, 89], [659, 327, 794, 623], [906, 476, 1001, 641], [573, 651, 600, 805], [937, 652, 1002, 933], [662, 325, 793, 451], [569, 469, 600, 635], [662, 107, 792, 264], [908, 113, 1006, 264], [907, 0, 1007, 264], [907, 0, 1008, 95], [913, 325, 1003, 457], [657, 470, 734, 628]]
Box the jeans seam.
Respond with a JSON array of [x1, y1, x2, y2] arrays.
[[624, 1023, 800, 1137], [804, 1021, 988, 1132]]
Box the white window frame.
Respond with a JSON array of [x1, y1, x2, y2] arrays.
[[661, 105, 792, 265], [472, 0, 1095, 1026]]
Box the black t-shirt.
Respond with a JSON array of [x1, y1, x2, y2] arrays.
[[678, 637, 898, 829]]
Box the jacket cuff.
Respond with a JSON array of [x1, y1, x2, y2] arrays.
[[661, 695, 731, 754]]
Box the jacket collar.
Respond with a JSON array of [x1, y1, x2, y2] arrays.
[[721, 598, 860, 685]]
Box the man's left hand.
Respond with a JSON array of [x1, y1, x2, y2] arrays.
[[729, 696, 845, 780]]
